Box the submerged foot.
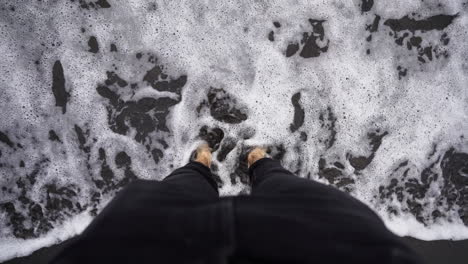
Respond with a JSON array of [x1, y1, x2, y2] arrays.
[[194, 143, 212, 168]]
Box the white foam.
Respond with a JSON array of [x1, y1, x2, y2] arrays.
[[0, 210, 92, 262], [383, 212, 468, 241], [0, 0, 468, 261]]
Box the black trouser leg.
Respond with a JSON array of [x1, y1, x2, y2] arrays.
[[250, 157, 336, 195], [233, 158, 422, 264], [52, 162, 222, 264], [249, 158, 373, 211], [163, 161, 219, 199]]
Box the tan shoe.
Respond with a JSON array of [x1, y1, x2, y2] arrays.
[[247, 147, 267, 168], [194, 143, 212, 168]]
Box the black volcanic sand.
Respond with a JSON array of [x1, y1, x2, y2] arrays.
[[0, 0, 467, 262], [2, 237, 468, 264]]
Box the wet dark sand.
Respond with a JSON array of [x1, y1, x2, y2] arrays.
[[1, 0, 468, 261], [1, 237, 467, 264], [404, 238, 468, 264]]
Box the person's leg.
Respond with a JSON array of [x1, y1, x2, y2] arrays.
[[88, 144, 219, 231], [162, 142, 218, 199], [249, 157, 322, 195], [248, 149, 374, 212], [163, 161, 219, 199], [51, 144, 222, 264], [248, 156, 377, 219], [246, 147, 316, 195], [233, 148, 422, 263]]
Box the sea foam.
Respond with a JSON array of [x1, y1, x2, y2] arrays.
[[0, 0, 467, 261]]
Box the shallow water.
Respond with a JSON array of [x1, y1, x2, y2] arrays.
[[0, 0, 467, 261]]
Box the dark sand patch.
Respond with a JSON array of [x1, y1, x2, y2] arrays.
[[51, 61, 69, 114]]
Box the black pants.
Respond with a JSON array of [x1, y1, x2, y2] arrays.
[[52, 158, 421, 264]]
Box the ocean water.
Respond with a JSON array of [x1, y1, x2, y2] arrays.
[[1, 0, 468, 261]]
